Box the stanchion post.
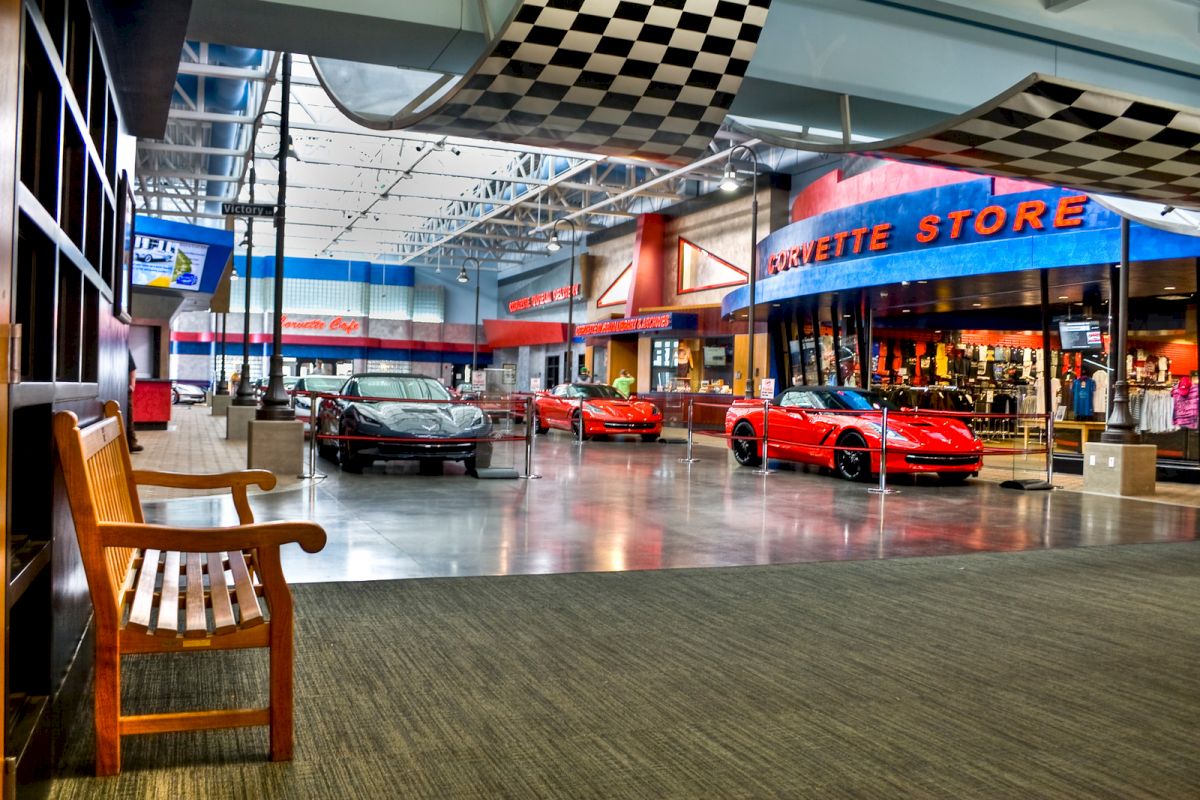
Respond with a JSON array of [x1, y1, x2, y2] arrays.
[[300, 391, 324, 479], [868, 405, 896, 495], [1045, 411, 1055, 486], [679, 397, 699, 463], [753, 397, 771, 475], [577, 396, 585, 446], [523, 396, 542, 479]]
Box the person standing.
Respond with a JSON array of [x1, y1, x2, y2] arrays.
[[612, 369, 636, 398], [127, 351, 144, 452]]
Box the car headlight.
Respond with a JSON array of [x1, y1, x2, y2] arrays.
[[862, 421, 911, 443], [355, 407, 384, 428], [584, 403, 605, 415]]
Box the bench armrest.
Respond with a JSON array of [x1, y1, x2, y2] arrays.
[[97, 520, 327, 554], [132, 469, 277, 491]]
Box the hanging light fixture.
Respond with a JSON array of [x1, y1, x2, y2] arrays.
[[456, 264, 470, 284], [546, 231, 562, 253], [720, 163, 740, 192]]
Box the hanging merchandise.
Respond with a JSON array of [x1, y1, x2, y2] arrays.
[[1172, 375, 1198, 430], [1092, 369, 1109, 416], [1074, 373, 1096, 421]]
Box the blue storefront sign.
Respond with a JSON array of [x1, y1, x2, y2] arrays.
[[722, 178, 1200, 316]]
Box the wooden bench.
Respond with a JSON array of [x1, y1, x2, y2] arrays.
[[53, 401, 327, 776]]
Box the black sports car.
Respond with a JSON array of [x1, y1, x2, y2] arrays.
[[315, 373, 492, 475]]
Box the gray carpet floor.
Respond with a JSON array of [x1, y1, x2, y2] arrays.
[[50, 542, 1200, 799]]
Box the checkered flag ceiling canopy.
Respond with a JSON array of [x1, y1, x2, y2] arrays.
[[736, 73, 1200, 212], [312, 0, 771, 166]]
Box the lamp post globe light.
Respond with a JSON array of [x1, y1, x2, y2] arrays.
[[547, 218, 577, 383], [721, 144, 760, 398]]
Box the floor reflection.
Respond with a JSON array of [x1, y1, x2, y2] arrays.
[[141, 433, 1200, 583]]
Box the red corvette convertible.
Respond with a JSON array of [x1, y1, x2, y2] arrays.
[[725, 385, 983, 483], [535, 383, 663, 441]]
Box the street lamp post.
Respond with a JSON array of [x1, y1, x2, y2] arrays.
[[460, 257, 482, 377], [232, 158, 258, 406], [721, 145, 760, 398], [547, 218, 577, 382], [258, 51, 294, 421], [215, 313, 228, 394]]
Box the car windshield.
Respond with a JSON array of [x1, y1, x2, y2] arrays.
[[302, 376, 345, 392], [823, 389, 898, 411], [356, 376, 450, 401], [570, 384, 623, 400]]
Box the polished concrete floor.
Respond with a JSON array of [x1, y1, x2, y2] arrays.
[[139, 416, 1200, 584]]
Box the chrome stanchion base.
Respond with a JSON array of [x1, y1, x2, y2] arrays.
[[866, 486, 897, 495], [678, 457, 700, 463], [520, 473, 543, 480]]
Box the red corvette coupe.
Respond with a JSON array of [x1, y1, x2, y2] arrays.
[[725, 385, 983, 483], [535, 383, 663, 441]]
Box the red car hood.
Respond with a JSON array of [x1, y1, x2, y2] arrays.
[[584, 399, 658, 419], [850, 412, 980, 448]]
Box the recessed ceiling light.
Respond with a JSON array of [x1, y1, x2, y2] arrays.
[[972, 302, 983, 307], [901, 309, 912, 313], [901, 281, 910, 286], [1163, 286, 1176, 290], [1057, 295, 1069, 300], [880, 292, 889, 297], [917, 280, 928, 284]]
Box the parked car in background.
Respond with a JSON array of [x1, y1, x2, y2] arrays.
[[290, 375, 347, 429], [316, 373, 492, 475], [534, 383, 662, 441], [724, 385, 983, 483], [171, 382, 206, 405]]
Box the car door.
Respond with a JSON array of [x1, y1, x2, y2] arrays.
[[775, 390, 833, 464], [545, 384, 573, 429]]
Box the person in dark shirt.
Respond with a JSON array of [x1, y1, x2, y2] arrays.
[[128, 352, 143, 452]]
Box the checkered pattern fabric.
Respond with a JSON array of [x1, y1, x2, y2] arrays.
[[744, 74, 1200, 211], [330, 0, 771, 165]]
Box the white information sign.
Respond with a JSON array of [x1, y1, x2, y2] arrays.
[[530, 377, 542, 392], [759, 378, 776, 398]]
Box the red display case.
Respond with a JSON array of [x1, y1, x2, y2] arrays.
[[132, 379, 171, 430]]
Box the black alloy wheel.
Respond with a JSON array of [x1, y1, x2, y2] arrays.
[[731, 421, 761, 467], [338, 422, 368, 474], [570, 412, 590, 441], [834, 431, 871, 482], [171, 390, 180, 404]]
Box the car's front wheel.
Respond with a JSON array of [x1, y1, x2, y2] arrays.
[[338, 423, 369, 473], [570, 413, 590, 441], [731, 421, 761, 467], [834, 431, 871, 481]]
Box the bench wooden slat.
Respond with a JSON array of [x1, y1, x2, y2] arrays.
[[126, 550, 161, 633], [157, 550, 182, 637], [227, 550, 263, 628], [207, 552, 237, 635], [184, 553, 207, 638]]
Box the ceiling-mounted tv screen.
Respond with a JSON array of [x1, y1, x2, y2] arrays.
[[131, 216, 233, 295], [132, 235, 210, 290], [1058, 319, 1103, 351]]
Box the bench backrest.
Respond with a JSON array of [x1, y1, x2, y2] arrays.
[[53, 401, 142, 621]]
